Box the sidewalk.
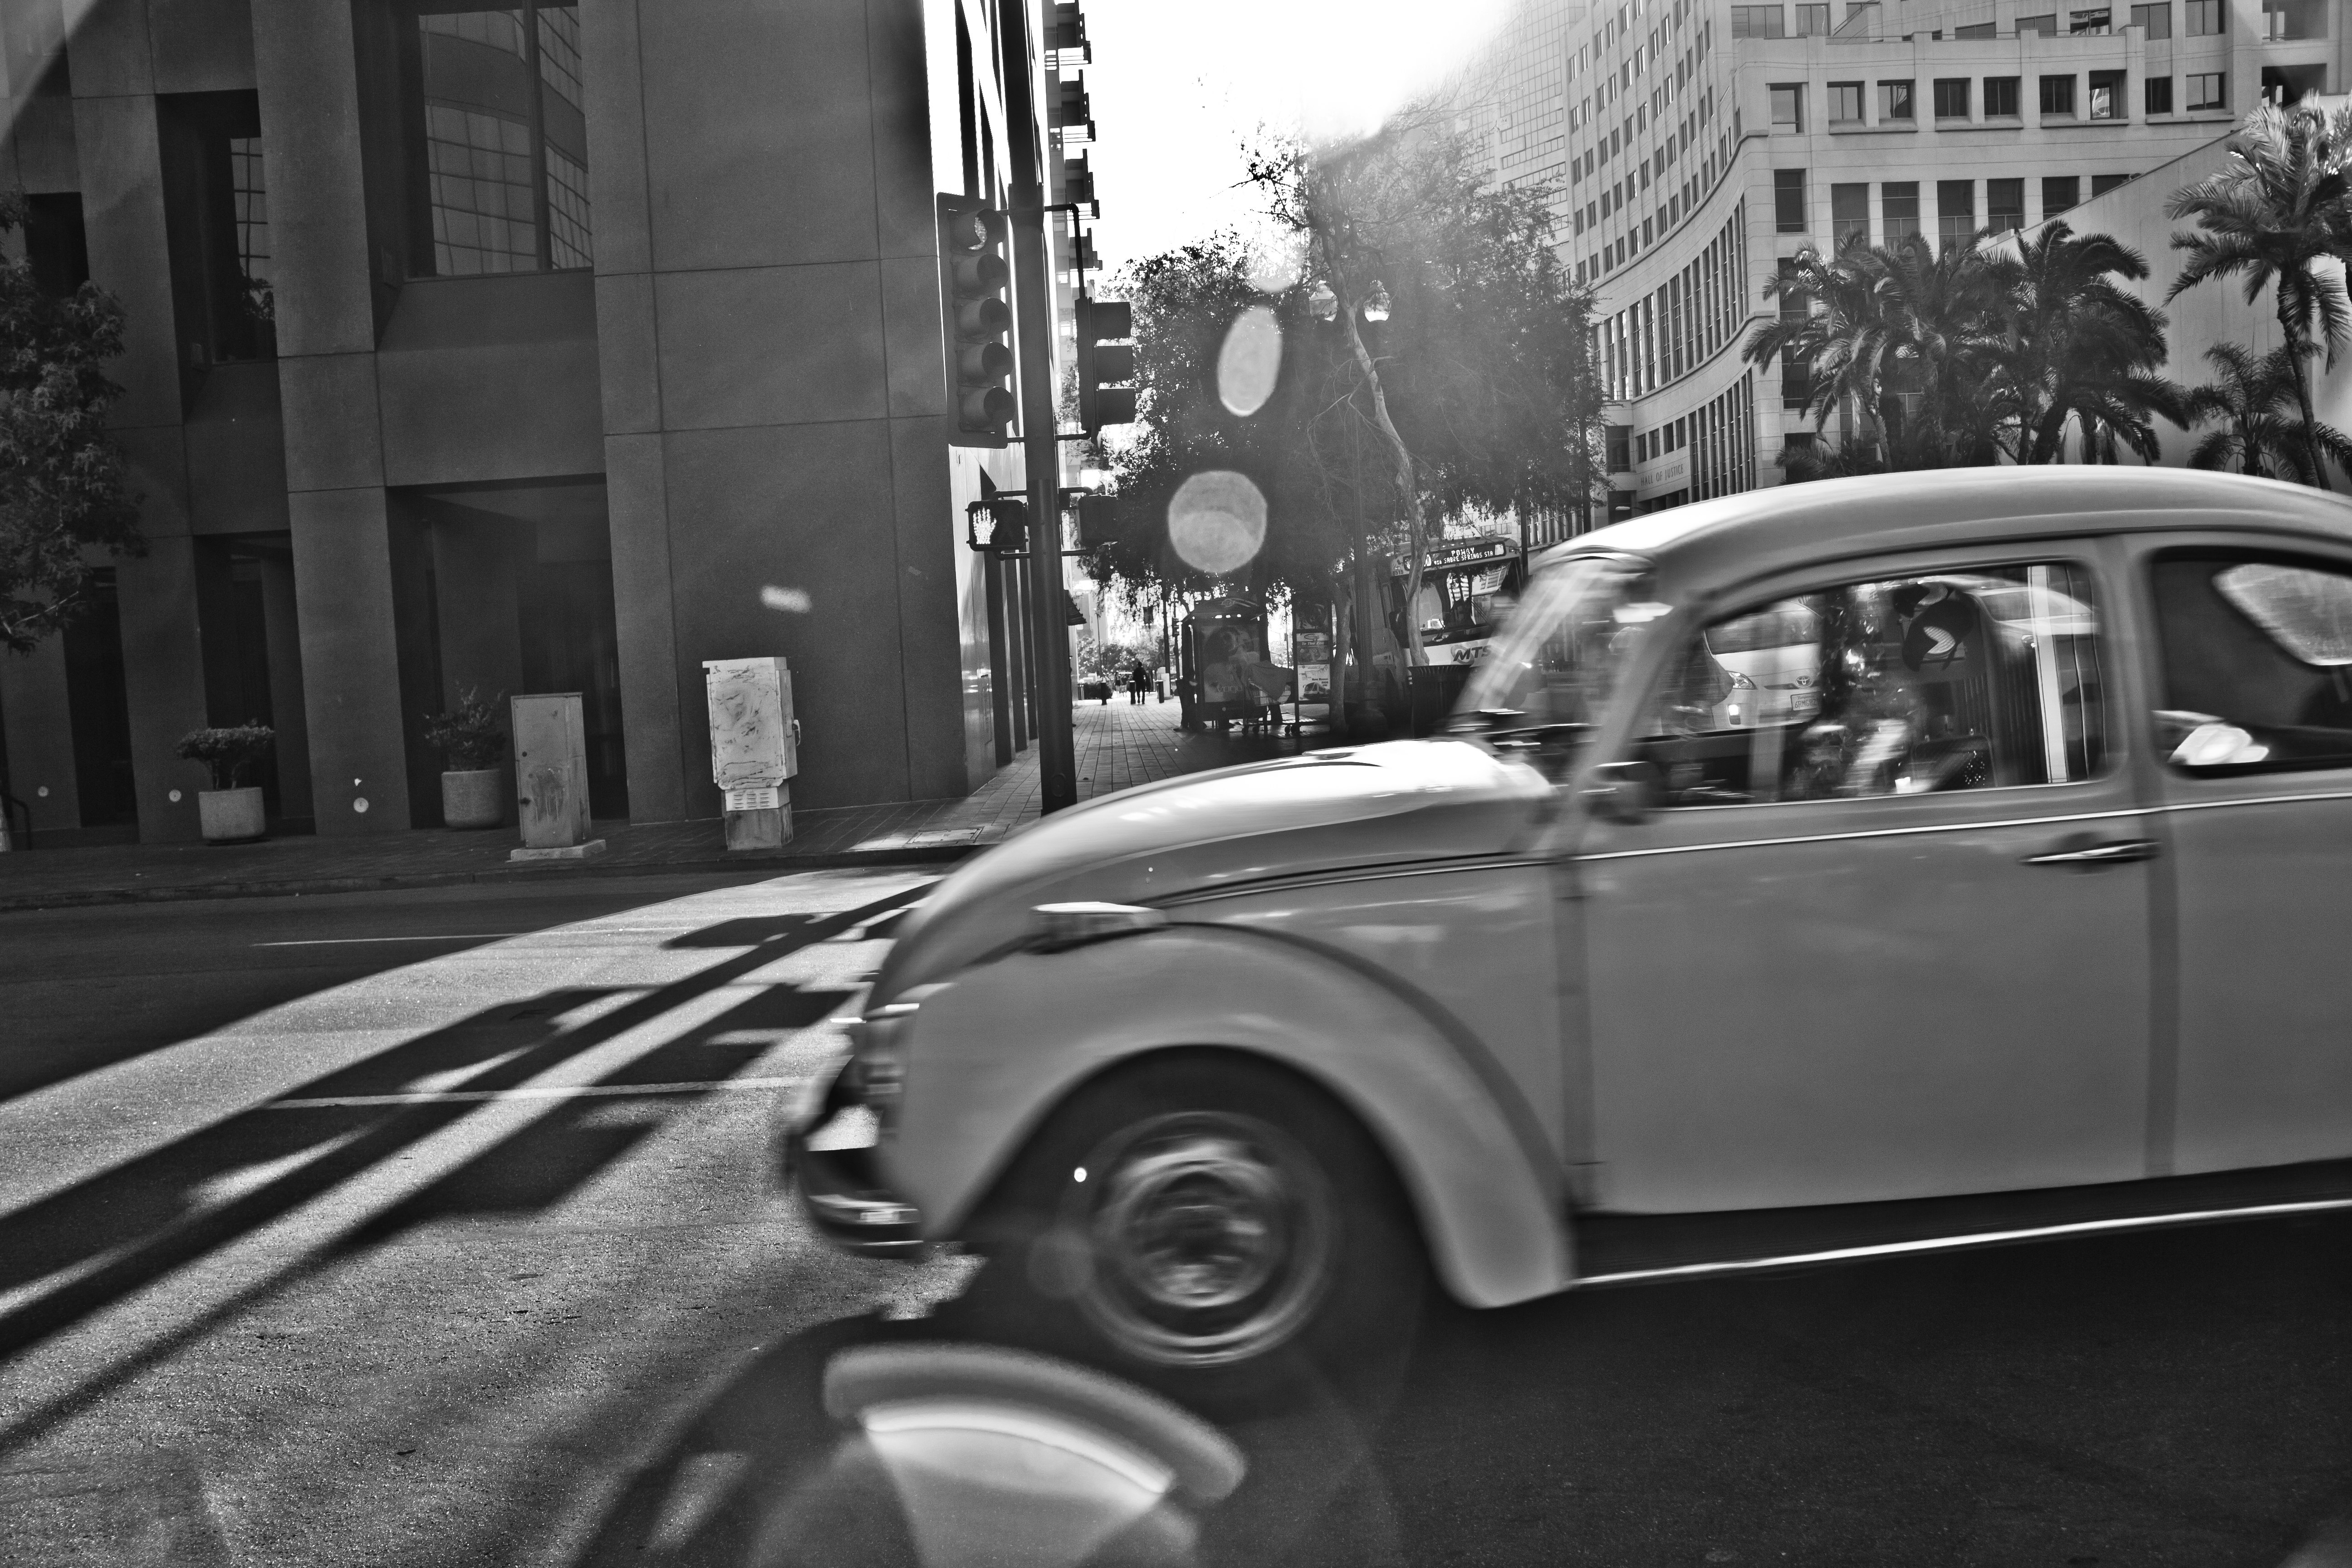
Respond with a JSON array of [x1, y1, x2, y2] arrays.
[[0, 697, 1310, 911]]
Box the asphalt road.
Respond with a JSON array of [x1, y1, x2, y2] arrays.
[[2, 871, 2347, 1567]]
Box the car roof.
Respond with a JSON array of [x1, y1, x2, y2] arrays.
[[1537, 467, 2352, 597]]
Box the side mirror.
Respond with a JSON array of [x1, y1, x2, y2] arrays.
[[1582, 760, 1661, 824]]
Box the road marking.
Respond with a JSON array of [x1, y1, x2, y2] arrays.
[[1574, 1194, 2352, 1288], [265, 1077, 801, 1108], [254, 934, 525, 947]]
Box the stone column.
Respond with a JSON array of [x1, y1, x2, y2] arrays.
[[252, 0, 409, 833], [0, 634, 80, 836]]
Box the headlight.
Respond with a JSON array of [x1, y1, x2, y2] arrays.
[[849, 1001, 918, 1108]]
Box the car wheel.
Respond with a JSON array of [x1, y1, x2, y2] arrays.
[[974, 1055, 1425, 1400]]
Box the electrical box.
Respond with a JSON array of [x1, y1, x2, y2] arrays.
[[511, 693, 593, 849], [705, 657, 798, 850]]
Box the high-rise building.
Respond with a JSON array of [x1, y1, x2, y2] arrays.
[[0, 0, 1096, 845], [1459, 0, 2341, 521]]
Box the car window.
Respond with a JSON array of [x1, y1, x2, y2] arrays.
[[1633, 561, 2109, 806], [1458, 554, 1662, 739], [2150, 553, 2352, 772]]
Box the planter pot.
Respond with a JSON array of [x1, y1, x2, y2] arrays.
[[198, 786, 267, 843], [441, 768, 505, 829]]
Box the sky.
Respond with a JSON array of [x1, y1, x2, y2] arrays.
[[1078, 0, 1517, 279]]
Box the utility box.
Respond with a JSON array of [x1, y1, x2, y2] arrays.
[[511, 693, 598, 856], [705, 657, 798, 851]]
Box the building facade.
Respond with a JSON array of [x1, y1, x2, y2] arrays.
[[0, 0, 1091, 844], [1462, 0, 2342, 520]]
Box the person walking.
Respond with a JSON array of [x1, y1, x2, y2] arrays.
[[1130, 660, 1150, 705]]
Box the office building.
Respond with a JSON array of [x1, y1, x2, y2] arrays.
[[0, 0, 1093, 844], [1460, 0, 2340, 518]]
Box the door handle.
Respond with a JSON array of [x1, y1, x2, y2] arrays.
[[2023, 837, 2160, 867]]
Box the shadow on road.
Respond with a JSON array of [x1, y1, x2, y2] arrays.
[[0, 883, 924, 1451]]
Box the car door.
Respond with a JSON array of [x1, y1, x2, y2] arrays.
[[1573, 543, 2159, 1214], [2136, 537, 2352, 1175]]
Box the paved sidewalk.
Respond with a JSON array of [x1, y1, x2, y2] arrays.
[[0, 697, 1308, 910]]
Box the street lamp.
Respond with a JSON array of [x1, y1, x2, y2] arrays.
[[1307, 280, 1338, 321], [1360, 280, 1392, 323]]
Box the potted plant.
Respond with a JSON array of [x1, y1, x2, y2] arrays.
[[424, 688, 508, 829], [175, 723, 275, 843]]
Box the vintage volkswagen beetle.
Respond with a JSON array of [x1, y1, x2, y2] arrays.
[[790, 466, 2352, 1382]]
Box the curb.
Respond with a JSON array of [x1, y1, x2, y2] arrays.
[[0, 843, 978, 912]]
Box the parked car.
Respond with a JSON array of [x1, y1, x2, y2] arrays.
[[789, 466, 2352, 1384]]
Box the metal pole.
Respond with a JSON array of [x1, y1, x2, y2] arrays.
[[999, 0, 1078, 812]]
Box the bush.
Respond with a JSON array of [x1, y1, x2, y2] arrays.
[[423, 687, 507, 771], [176, 724, 274, 791]]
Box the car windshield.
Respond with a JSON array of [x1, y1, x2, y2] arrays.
[[1457, 554, 1661, 738]]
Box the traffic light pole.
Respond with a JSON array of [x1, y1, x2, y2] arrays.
[[999, 0, 1078, 813]]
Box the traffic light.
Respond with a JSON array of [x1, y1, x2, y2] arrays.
[[1076, 295, 1136, 431], [1063, 152, 1096, 214], [1062, 487, 1117, 546], [937, 194, 1014, 448]]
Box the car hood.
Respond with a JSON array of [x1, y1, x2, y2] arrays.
[[870, 739, 1550, 1004]]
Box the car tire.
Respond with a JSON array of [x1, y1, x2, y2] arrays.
[[964, 1054, 1426, 1408]]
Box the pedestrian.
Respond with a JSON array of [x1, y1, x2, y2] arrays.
[[1130, 659, 1149, 705]]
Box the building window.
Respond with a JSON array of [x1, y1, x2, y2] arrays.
[[2039, 74, 2078, 117], [1880, 79, 1915, 119], [1882, 179, 1920, 240], [1933, 78, 1970, 118], [1795, 2, 1831, 32], [2130, 2, 2171, 35], [2263, 64, 2326, 105], [2069, 7, 2112, 31], [2145, 74, 2174, 113], [1832, 181, 1869, 249], [2262, 0, 2325, 39], [1731, 5, 1786, 35], [157, 91, 275, 375], [1770, 83, 1804, 131], [407, 3, 592, 276], [1986, 178, 2025, 231], [2092, 172, 2132, 195], [2017, 11, 2056, 30], [1955, 20, 1997, 35], [1984, 76, 2021, 117], [1829, 82, 1865, 122], [2185, 0, 2221, 32], [2187, 71, 2225, 110], [1936, 178, 1974, 253], [1774, 167, 1808, 232], [2043, 174, 2081, 216], [2088, 70, 2127, 119]]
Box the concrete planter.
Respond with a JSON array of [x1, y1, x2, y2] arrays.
[[198, 786, 266, 843], [441, 769, 505, 829]]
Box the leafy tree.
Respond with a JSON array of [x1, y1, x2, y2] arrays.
[[2180, 340, 2352, 482], [1744, 232, 2013, 475], [1990, 220, 2182, 465], [0, 191, 142, 653], [2167, 101, 2352, 489], [1088, 117, 1599, 691]]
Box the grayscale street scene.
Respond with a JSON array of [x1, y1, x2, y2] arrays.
[[2, 0, 2350, 1563]]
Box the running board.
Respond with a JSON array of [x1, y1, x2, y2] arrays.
[[1568, 1160, 2352, 1288]]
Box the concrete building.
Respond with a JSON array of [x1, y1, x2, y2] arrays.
[[1460, 0, 2342, 519], [0, 0, 1095, 844]]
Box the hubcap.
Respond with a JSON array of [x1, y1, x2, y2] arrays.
[[1070, 1112, 1335, 1367]]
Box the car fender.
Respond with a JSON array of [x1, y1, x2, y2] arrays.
[[888, 924, 1572, 1308]]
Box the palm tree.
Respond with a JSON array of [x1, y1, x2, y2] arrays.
[[2167, 101, 2352, 489], [1744, 232, 2011, 471], [2180, 341, 2352, 482], [1990, 220, 2182, 465]]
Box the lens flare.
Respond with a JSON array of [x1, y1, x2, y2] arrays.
[[1216, 306, 1283, 417], [1167, 471, 1267, 576]]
